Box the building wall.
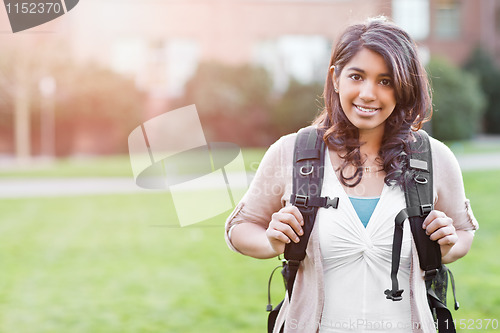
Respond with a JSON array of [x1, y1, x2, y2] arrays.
[[69, 0, 389, 64], [3, 0, 499, 155], [67, 0, 499, 88], [423, 0, 500, 65], [66, 0, 394, 99]]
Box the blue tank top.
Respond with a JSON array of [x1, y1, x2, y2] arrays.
[[348, 196, 380, 227]]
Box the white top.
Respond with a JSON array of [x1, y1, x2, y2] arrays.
[[318, 148, 420, 332], [225, 128, 478, 333]]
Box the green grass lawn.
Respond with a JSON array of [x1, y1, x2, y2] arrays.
[[0, 193, 278, 333], [0, 149, 267, 179], [0, 136, 497, 178], [446, 170, 500, 331], [0, 153, 498, 332], [0, 155, 135, 178], [446, 139, 500, 156]]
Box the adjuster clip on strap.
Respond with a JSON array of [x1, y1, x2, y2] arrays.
[[293, 194, 309, 208], [424, 268, 439, 281], [291, 194, 339, 209], [287, 259, 300, 268], [384, 288, 404, 302], [325, 197, 339, 209], [420, 204, 433, 216], [386, 212, 405, 302]]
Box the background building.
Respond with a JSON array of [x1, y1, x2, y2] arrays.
[[1, 0, 499, 156], [66, 0, 500, 91]]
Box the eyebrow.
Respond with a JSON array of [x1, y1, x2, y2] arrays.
[[346, 67, 391, 77]]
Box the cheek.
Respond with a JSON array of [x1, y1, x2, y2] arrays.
[[386, 90, 397, 107], [337, 84, 356, 108], [338, 94, 351, 113]]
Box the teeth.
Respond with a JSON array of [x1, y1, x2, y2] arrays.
[[356, 105, 378, 113]]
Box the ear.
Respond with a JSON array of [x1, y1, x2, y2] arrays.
[[330, 65, 339, 93]]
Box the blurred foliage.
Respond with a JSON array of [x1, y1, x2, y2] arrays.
[[53, 63, 144, 155], [463, 47, 500, 134], [177, 62, 276, 146], [178, 61, 324, 146], [426, 57, 486, 141], [270, 78, 323, 137], [0, 42, 145, 155], [182, 62, 273, 117]]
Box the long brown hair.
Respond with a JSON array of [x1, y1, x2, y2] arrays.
[[314, 17, 432, 187]]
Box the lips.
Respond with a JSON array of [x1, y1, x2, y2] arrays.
[[354, 104, 380, 115]]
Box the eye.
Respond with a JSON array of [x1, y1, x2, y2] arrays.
[[349, 74, 362, 81], [380, 78, 392, 86]]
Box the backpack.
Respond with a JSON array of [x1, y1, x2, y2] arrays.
[[266, 126, 459, 333]]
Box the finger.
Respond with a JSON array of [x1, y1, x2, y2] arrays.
[[281, 205, 304, 226], [424, 215, 453, 236], [269, 216, 301, 243], [273, 209, 304, 237], [422, 210, 447, 229], [266, 227, 293, 244], [437, 233, 458, 246], [428, 225, 456, 242]]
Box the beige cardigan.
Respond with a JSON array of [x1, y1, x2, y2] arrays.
[[225, 128, 478, 333]]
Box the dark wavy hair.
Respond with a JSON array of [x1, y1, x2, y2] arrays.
[[314, 17, 432, 188]]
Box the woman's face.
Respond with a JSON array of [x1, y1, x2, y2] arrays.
[[333, 47, 397, 136]]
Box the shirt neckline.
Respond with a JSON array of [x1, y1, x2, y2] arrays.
[[325, 147, 387, 231]]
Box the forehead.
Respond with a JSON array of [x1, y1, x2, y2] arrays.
[[344, 48, 390, 76]]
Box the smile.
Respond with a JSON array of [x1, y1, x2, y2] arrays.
[[354, 104, 380, 114]]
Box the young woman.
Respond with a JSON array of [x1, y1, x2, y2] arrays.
[[225, 17, 478, 333]]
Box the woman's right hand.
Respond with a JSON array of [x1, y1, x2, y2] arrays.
[[265, 206, 305, 254]]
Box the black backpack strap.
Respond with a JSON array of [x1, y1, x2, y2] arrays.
[[268, 127, 339, 333], [385, 130, 437, 301], [284, 127, 338, 297], [427, 266, 458, 333], [385, 130, 457, 332]]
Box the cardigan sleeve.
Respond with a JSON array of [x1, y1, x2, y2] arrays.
[[430, 137, 479, 232], [225, 133, 295, 252]]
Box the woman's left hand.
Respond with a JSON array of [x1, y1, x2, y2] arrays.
[[422, 210, 458, 258]]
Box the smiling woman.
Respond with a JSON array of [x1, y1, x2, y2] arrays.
[[332, 48, 396, 137], [225, 17, 478, 333]]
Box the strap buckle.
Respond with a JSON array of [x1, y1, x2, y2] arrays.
[[424, 268, 439, 281], [294, 195, 309, 208], [420, 204, 433, 216], [325, 196, 339, 209], [384, 289, 404, 302]]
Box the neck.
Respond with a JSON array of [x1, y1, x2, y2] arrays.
[[359, 128, 384, 157]]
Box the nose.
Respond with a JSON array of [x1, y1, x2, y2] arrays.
[[359, 81, 376, 102]]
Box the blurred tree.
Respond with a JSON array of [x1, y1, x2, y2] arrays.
[[179, 62, 275, 146], [270, 78, 323, 137], [0, 43, 144, 156], [54, 63, 144, 155], [0, 46, 36, 161], [427, 57, 486, 141], [463, 47, 500, 134]]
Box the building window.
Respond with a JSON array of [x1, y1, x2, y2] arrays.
[[110, 38, 199, 97], [164, 39, 200, 98], [434, 0, 461, 39], [111, 39, 147, 76], [392, 0, 430, 41], [252, 35, 330, 92]]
